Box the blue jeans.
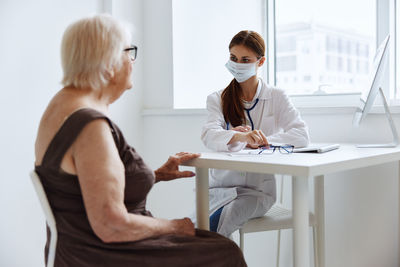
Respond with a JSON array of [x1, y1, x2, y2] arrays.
[[209, 206, 224, 232]]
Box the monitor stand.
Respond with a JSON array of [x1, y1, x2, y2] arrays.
[[357, 87, 399, 148]]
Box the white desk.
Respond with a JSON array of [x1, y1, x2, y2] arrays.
[[181, 144, 400, 267]]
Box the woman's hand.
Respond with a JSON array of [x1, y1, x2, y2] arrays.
[[154, 152, 201, 182], [232, 125, 251, 132], [229, 129, 269, 148], [168, 218, 195, 236], [244, 130, 269, 148]]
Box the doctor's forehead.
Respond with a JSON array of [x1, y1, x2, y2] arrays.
[[229, 45, 258, 58]]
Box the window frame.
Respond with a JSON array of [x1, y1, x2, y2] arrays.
[[168, 0, 398, 110]]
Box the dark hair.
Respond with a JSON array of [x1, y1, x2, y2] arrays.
[[221, 30, 265, 127]]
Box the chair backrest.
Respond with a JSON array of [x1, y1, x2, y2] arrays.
[[30, 170, 57, 267]]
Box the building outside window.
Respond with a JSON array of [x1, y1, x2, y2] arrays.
[[275, 0, 376, 95]]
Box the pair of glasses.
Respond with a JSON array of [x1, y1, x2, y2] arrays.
[[124, 45, 138, 61], [258, 145, 294, 154]]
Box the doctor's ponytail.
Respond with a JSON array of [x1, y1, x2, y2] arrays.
[[221, 30, 265, 127]]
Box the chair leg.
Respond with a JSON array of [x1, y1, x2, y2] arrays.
[[239, 229, 244, 251], [276, 229, 281, 267], [312, 226, 318, 267]]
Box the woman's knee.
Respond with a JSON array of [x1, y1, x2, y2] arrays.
[[219, 237, 246, 265]]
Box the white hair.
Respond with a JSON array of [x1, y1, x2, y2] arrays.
[[61, 14, 131, 90]]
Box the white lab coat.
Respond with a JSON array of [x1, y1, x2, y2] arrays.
[[200, 78, 310, 237]]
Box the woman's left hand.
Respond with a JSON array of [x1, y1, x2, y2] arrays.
[[154, 152, 201, 182], [232, 125, 251, 132]]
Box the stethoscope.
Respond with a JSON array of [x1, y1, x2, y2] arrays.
[[226, 98, 259, 131]]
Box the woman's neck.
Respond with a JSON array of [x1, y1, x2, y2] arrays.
[[240, 76, 259, 102], [62, 86, 112, 113]]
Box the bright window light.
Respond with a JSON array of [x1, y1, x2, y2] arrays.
[[172, 0, 264, 109], [275, 0, 376, 95]]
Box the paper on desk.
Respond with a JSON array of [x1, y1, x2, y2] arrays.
[[227, 149, 263, 156]]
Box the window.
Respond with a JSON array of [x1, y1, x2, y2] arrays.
[[277, 36, 297, 52], [338, 38, 343, 54], [338, 57, 343, 71], [172, 0, 264, 109], [276, 56, 297, 72], [303, 75, 311, 82], [347, 58, 352, 73], [275, 0, 376, 95], [172, 0, 399, 108]]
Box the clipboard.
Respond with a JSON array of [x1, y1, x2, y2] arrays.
[[293, 144, 340, 153]]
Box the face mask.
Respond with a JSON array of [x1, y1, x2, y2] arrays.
[[225, 60, 258, 83]]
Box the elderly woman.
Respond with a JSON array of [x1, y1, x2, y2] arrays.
[[34, 15, 246, 266]]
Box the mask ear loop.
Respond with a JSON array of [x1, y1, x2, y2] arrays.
[[257, 56, 266, 67]]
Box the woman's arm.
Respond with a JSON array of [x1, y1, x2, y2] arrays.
[[72, 120, 194, 243], [266, 89, 310, 147], [201, 93, 246, 152], [202, 93, 268, 150]]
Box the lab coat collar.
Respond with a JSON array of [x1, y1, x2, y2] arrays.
[[257, 78, 273, 100], [251, 79, 263, 101], [244, 79, 263, 107]]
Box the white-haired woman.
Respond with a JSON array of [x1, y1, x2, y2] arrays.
[[34, 14, 246, 267]]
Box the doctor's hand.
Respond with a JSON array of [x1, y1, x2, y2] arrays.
[[229, 129, 268, 148], [154, 152, 201, 183], [232, 125, 251, 132], [244, 130, 269, 148]]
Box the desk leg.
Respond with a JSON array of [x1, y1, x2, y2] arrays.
[[314, 175, 325, 267], [293, 175, 310, 267], [398, 161, 400, 265], [195, 167, 209, 230]]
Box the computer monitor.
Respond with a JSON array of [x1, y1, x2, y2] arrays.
[[352, 35, 398, 147]]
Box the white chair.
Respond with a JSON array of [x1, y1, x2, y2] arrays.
[[239, 175, 318, 267], [30, 170, 57, 267]]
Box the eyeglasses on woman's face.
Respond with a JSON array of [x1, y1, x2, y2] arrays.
[[124, 45, 138, 61]]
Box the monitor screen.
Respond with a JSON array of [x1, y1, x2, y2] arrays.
[[353, 35, 390, 126]]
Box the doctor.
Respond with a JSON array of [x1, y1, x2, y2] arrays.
[[201, 30, 310, 238]]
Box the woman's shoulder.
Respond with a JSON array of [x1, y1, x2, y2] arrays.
[[208, 88, 224, 97], [260, 81, 288, 99], [206, 89, 224, 103], [39, 95, 115, 145]]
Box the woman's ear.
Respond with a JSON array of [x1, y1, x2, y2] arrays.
[[258, 56, 266, 67], [104, 68, 115, 81]]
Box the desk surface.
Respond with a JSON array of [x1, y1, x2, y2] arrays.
[[182, 144, 400, 177]]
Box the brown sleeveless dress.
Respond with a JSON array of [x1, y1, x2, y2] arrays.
[[34, 108, 246, 267]]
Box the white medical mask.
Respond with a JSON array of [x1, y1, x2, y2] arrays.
[[225, 60, 258, 83]]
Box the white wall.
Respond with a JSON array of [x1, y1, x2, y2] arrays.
[[0, 1, 144, 266], [1, 0, 398, 267], [143, 0, 174, 109], [108, 0, 144, 152]]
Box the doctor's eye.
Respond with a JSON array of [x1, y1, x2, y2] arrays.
[[242, 58, 250, 63], [230, 56, 237, 62]]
